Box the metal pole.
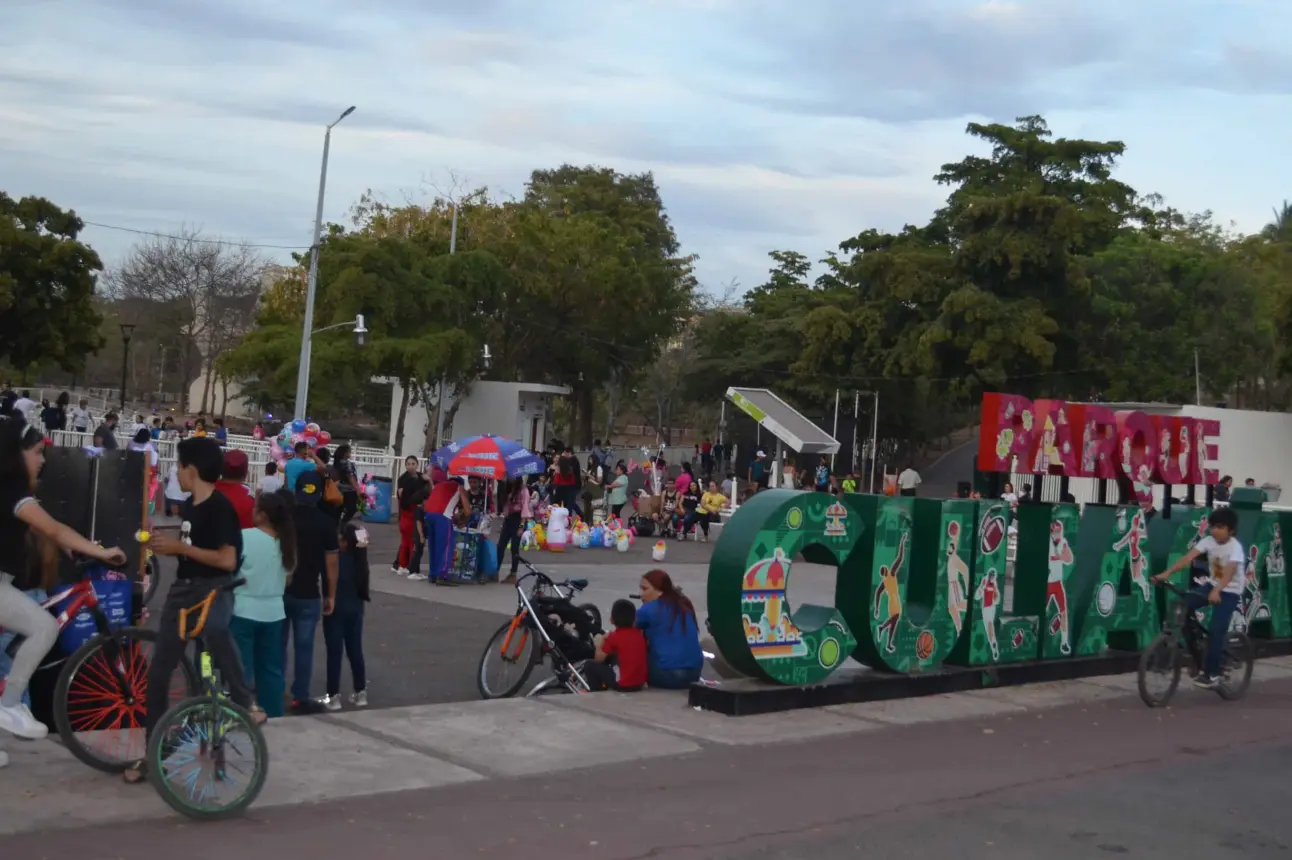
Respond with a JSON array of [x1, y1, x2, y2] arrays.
[[119, 335, 131, 413], [156, 345, 165, 403], [1194, 348, 1201, 405], [852, 391, 860, 480], [293, 106, 355, 422], [869, 391, 879, 494], [831, 388, 840, 470], [431, 202, 459, 451]]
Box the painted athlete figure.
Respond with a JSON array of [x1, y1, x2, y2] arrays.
[[1047, 520, 1074, 655], [873, 532, 908, 654], [976, 567, 1001, 661], [1112, 510, 1152, 602], [945, 521, 970, 635]]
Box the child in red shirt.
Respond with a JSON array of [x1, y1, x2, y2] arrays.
[[586, 599, 647, 692]]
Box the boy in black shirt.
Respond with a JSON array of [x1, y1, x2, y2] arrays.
[[124, 437, 254, 785]]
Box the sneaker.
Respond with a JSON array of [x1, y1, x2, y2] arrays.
[[1193, 674, 1220, 690], [699, 533, 707, 543], [389, 563, 400, 574], [0, 702, 48, 740], [320, 694, 343, 712], [407, 573, 427, 582], [350, 690, 368, 708], [0, 749, 7, 768], [290, 698, 327, 716], [397, 567, 410, 576]]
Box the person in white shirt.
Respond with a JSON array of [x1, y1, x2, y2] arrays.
[[71, 399, 92, 433], [897, 465, 921, 497], [163, 461, 190, 517], [257, 461, 284, 503], [1153, 506, 1245, 689], [10, 392, 37, 426]]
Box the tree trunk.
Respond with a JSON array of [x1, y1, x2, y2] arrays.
[[441, 380, 469, 446], [179, 347, 193, 414], [393, 378, 410, 455], [416, 380, 438, 457], [577, 385, 594, 448], [220, 376, 230, 421]]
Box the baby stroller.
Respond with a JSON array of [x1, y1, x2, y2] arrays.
[[477, 558, 603, 698]]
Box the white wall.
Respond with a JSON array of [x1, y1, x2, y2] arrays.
[[386, 381, 565, 455], [1180, 405, 1291, 494]]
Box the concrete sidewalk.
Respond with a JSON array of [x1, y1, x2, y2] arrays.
[[6, 656, 1292, 837]]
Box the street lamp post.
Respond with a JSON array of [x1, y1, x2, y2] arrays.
[[118, 323, 136, 413], [293, 105, 356, 422]]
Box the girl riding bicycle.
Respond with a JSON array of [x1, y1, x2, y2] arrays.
[[0, 418, 127, 752]]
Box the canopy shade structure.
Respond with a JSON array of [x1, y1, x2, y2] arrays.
[[725, 387, 840, 455]]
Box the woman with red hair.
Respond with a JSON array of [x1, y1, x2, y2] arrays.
[[635, 569, 704, 689]]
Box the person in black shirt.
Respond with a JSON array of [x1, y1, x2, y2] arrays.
[[321, 522, 370, 710], [124, 436, 254, 785], [0, 419, 126, 745], [93, 412, 119, 450], [284, 469, 339, 714]]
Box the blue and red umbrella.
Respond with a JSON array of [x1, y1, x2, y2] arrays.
[[430, 435, 545, 480]]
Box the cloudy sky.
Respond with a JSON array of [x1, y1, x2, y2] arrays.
[[3, 0, 1289, 293]]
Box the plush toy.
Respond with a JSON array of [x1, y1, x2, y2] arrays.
[[520, 527, 535, 551], [616, 534, 630, 553], [534, 523, 547, 549], [547, 505, 569, 552], [601, 526, 616, 548], [652, 540, 667, 562]]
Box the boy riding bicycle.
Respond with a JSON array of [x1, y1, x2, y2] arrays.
[[1152, 507, 1245, 690]]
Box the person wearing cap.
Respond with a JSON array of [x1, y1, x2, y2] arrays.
[[282, 470, 338, 713], [215, 449, 255, 529], [415, 468, 469, 585], [749, 450, 769, 494]]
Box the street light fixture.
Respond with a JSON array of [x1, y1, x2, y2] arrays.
[[293, 105, 357, 421], [118, 323, 136, 413]]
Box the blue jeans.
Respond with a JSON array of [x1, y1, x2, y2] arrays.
[[232, 616, 286, 718], [1185, 584, 1241, 677], [424, 513, 453, 582], [281, 596, 321, 702], [647, 665, 702, 689]]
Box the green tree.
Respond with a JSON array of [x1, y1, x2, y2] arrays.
[[0, 193, 104, 374]]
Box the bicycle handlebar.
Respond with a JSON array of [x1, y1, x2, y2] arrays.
[[1155, 579, 1191, 598]]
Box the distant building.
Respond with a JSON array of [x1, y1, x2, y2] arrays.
[[385, 379, 570, 456]]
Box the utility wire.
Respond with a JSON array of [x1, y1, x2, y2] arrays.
[[81, 220, 310, 250]]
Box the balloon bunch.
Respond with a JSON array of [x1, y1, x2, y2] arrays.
[[270, 418, 333, 465], [356, 473, 379, 514]]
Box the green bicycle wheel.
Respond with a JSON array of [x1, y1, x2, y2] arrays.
[[147, 695, 269, 820]]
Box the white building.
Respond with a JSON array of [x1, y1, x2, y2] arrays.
[[386, 380, 570, 456]]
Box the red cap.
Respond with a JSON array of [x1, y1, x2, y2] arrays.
[[222, 449, 250, 481]]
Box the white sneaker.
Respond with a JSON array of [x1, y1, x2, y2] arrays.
[[0, 749, 8, 768], [0, 702, 48, 740], [389, 564, 400, 574], [320, 694, 342, 712], [350, 690, 368, 708], [407, 573, 427, 582], [397, 567, 410, 576], [700, 533, 707, 542]]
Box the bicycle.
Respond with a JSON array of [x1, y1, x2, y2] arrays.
[[146, 577, 269, 820], [1138, 579, 1255, 707], [477, 558, 601, 699], [0, 556, 197, 772]]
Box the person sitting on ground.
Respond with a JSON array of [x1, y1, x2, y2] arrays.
[[656, 479, 680, 538], [125, 436, 257, 784], [636, 570, 704, 689], [586, 599, 648, 693]]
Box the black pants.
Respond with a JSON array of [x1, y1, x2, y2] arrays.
[[340, 491, 358, 525], [409, 526, 426, 575], [682, 510, 711, 536], [559, 485, 582, 519], [611, 502, 625, 519], [498, 512, 523, 574], [146, 577, 252, 737], [584, 659, 642, 692], [323, 605, 366, 696]]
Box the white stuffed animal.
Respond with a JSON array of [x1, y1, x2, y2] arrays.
[[652, 540, 667, 562], [520, 528, 535, 551], [547, 505, 569, 553]]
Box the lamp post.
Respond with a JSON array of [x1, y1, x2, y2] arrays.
[[118, 323, 136, 413], [431, 202, 460, 451], [293, 105, 356, 422]]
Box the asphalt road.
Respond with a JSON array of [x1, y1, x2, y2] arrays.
[[10, 676, 1292, 859]]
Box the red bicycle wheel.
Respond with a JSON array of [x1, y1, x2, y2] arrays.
[[53, 627, 198, 773]]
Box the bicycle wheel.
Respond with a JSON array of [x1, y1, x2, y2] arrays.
[[478, 617, 538, 699], [579, 603, 602, 633], [1137, 633, 1182, 708], [148, 696, 269, 821], [142, 554, 161, 607], [1218, 633, 1255, 700], [54, 626, 199, 773], [527, 661, 592, 697]]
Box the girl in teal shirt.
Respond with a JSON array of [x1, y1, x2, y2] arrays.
[[231, 492, 296, 719]]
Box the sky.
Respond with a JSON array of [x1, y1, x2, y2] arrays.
[[3, 0, 1290, 294]]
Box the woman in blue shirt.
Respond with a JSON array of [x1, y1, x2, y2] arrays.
[[231, 492, 296, 720], [635, 569, 704, 688]]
